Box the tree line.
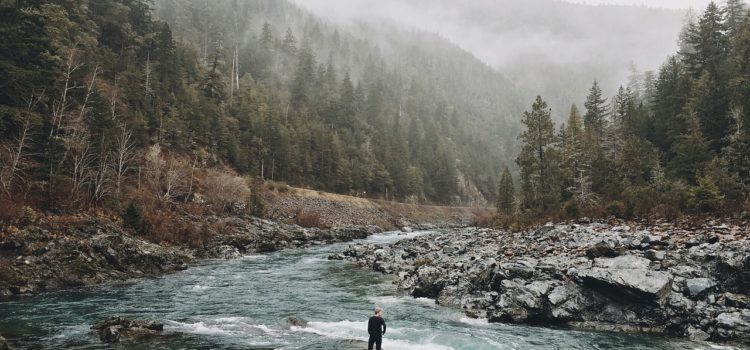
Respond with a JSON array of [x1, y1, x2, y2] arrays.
[[0, 0, 527, 226], [504, 0, 750, 223]]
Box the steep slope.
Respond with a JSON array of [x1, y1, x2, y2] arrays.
[[153, 0, 526, 204]]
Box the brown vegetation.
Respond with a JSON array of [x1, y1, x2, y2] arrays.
[[294, 209, 330, 229]]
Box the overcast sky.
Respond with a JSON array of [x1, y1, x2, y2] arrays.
[[563, 0, 713, 9]]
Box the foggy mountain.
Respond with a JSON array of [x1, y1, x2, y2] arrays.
[[293, 0, 689, 119]]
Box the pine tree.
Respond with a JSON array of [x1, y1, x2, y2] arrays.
[[281, 28, 297, 55], [496, 166, 514, 214], [668, 113, 714, 183], [691, 70, 731, 151], [562, 104, 589, 200], [516, 96, 561, 211], [583, 81, 608, 141], [651, 56, 692, 155], [261, 22, 274, 49], [725, 0, 748, 39], [682, 2, 728, 78], [290, 45, 316, 109]]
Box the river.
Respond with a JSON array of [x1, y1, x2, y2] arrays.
[[0, 231, 738, 349]]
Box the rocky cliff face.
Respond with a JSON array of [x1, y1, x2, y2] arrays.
[[331, 220, 750, 344]]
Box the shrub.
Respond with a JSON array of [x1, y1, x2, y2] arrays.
[[471, 208, 495, 227], [691, 175, 724, 212], [295, 209, 329, 229], [563, 200, 580, 219], [250, 177, 267, 218], [203, 169, 250, 212], [0, 198, 22, 225], [123, 202, 145, 233], [606, 201, 626, 218]]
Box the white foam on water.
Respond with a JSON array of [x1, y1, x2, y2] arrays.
[[459, 317, 490, 326], [242, 254, 268, 260], [165, 320, 232, 335], [165, 317, 279, 337], [51, 325, 89, 339], [376, 338, 456, 350], [706, 345, 741, 350], [413, 297, 437, 305], [369, 295, 405, 305], [189, 284, 210, 291], [368, 296, 436, 308], [300, 257, 327, 264], [293, 320, 455, 350]]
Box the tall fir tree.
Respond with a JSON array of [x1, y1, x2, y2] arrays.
[[583, 81, 608, 141], [516, 96, 561, 211], [496, 166, 515, 214]]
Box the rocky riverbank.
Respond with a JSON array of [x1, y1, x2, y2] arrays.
[[331, 219, 750, 344], [0, 214, 381, 300]]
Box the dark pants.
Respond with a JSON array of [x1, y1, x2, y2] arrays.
[[368, 335, 382, 350]]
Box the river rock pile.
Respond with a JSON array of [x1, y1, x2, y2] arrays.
[[90, 317, 164, 343], [331, 219, 750, 344], [0, 215, 382, 299], [202, 216, 382, 259], [0, 219, 192, 299]]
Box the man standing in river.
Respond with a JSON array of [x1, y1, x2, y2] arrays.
[[367, 307, 386, 350]]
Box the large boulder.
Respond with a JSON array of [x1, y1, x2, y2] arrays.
[[578, 256, 672, 305], [90, 317, 163, 343], [684, 278, 715, 298], [411, 266, 446, 298], [713, 310, 750, 343], [586, 239, 622, 259]]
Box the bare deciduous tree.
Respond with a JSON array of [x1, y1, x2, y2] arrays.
[[111, 125, 136, 199], [204, 169, 250, 212], [90, 143, 109, 205], [0, 93, 41, 197], [144, 144, 189, 202]]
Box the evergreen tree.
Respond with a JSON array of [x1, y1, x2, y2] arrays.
[[682, 2, 728, 78], [583, 81, 608, 141], [516, 96, 561, 211], [250, 177, 266, 218], [562, 104, 589, 200], [725, 0, 748, 40], [651, 56, 692, 155], [496, 166, 515, 214], [668, 114, 714, 183]]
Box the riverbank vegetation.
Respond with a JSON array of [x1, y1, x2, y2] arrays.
[[0, 0, 514, 242]]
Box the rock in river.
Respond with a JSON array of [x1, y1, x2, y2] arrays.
[[91, 317, 164, 343]]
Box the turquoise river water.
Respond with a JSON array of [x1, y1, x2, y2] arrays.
[[0, 231, 744, 349]]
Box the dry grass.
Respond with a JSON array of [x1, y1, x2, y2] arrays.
[[294, 209, 330, 229]]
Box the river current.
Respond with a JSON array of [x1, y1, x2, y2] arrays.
[[0, 231, 741, 349]]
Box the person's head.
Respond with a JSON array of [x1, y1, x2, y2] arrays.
[[374, 307, 383, 316]]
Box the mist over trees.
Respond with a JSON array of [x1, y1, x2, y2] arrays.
[[0, 0, 527, 218], [292, 0, 688, 122], [510, 0, 750, 223]]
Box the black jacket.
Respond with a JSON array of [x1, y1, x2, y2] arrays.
[[368, 316, 386, 336]]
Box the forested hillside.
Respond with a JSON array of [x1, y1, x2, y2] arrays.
[[293, 0, 687, 122], [507, 0, 750, 224], [152, 0, 523, 205], [0, 0, 526, 222]]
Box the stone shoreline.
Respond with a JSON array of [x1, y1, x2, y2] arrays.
[[330, 219, 750, 345], [0, 214, 383, 300]]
